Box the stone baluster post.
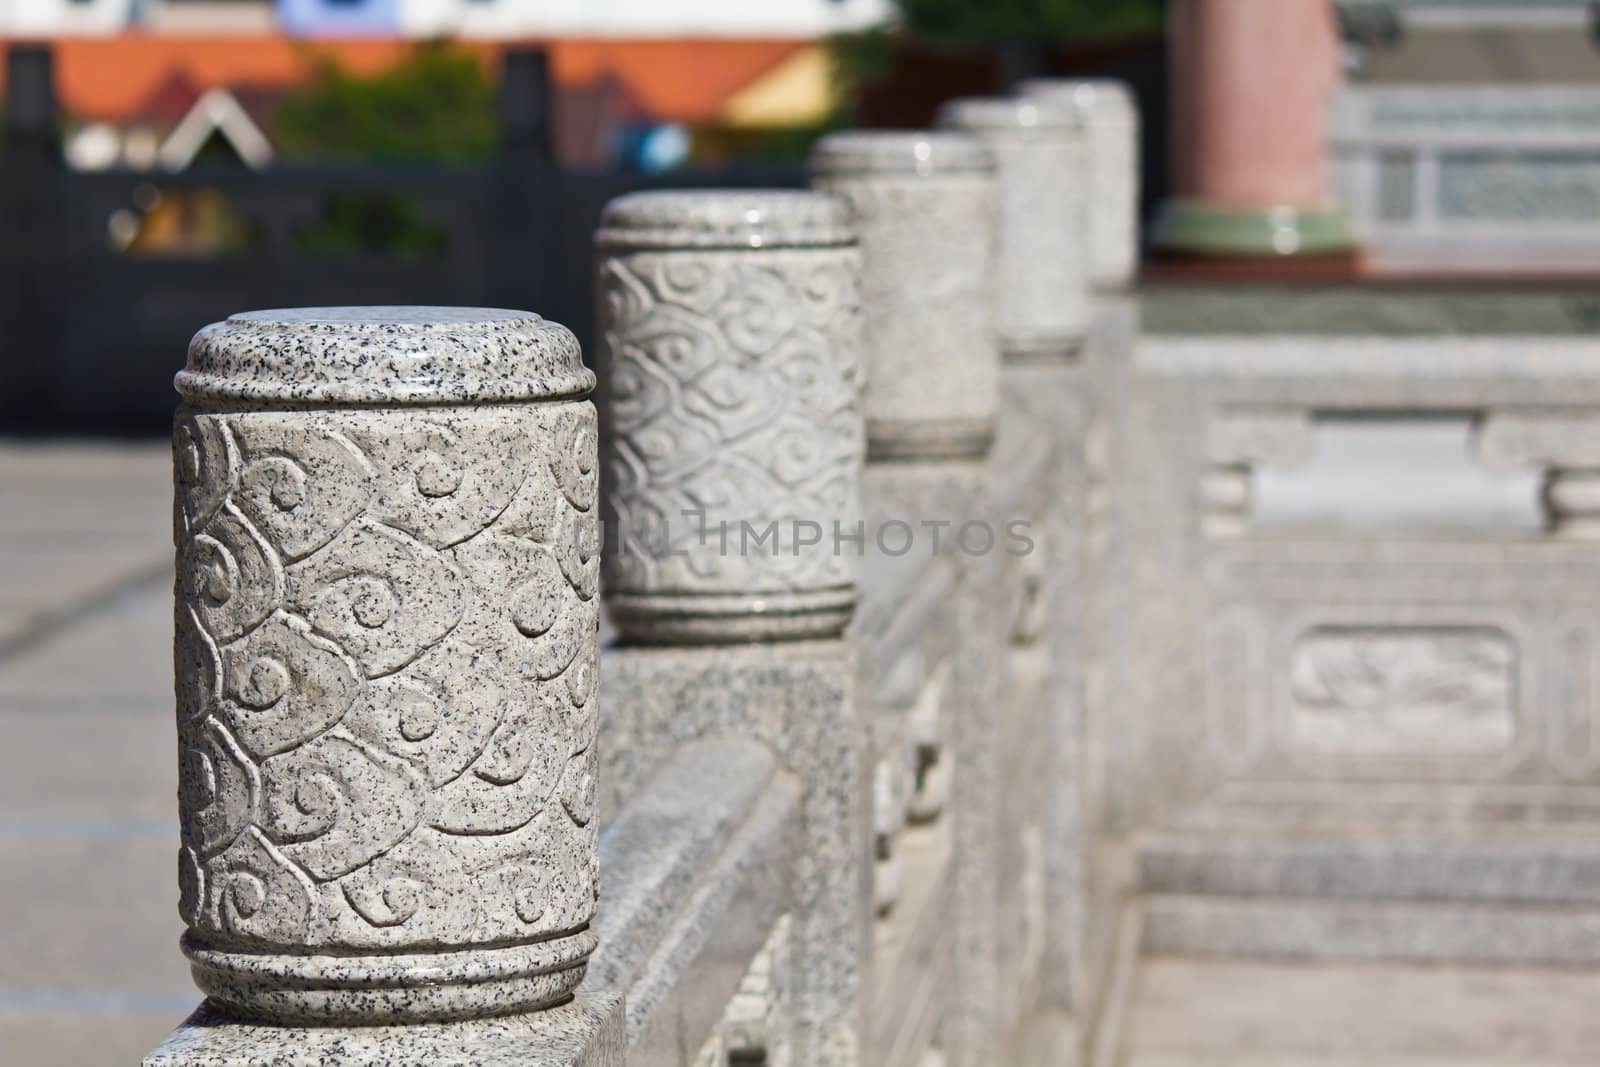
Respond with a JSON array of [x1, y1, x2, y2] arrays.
[[938, 97, 1089, 362], [596, 190, 865, 644], [149, 306, 617, 1064], [594, 191, 870, 1065], [809, 130, 1011, 1066], [808, 130, 1000, 462], [1019, 79, 1140, 292]]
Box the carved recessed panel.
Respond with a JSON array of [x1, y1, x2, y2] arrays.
[[1286, 626, 1516, 757]]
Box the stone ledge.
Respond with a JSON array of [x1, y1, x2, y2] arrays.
[[583, 738, 800, 1058], [1142, 894, 1600, 965], [1139, 832, 1600, 905], [142, 993, 625, 1067]]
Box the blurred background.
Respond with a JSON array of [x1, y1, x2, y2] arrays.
[[7, 0, 1600, 1064], [0, 0, 1174, 435]]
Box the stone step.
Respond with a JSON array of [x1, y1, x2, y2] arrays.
[[1141, 893, 1600, 966], [1114, 956, 1600, 1067], [1137, 832, 1600, 906]]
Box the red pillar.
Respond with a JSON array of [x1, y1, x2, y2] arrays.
[[1161, 0, 1353, 257]]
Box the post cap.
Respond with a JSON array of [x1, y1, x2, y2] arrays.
[[938, 96, 1083, 132], [1018, 78, 1137, 119], [595, 189, 855, 251], [807, 129, 994, 178], [178, 306, 592, 405]]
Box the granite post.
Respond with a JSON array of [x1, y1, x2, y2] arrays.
[[1019, 78, 1140, 291], [938, 96, 1090, 361], [808, 131, 1017, 1066], [808, 130, 1000, 461], [149, 306, 619, 1065], [595, 190, 865, 644], [594, 191, 872, 1066]]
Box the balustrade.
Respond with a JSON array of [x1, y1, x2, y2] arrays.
[[144, 80, 1145, 1067]]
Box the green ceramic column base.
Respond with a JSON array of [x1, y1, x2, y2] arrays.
[[1156, 199, 1355, 256]]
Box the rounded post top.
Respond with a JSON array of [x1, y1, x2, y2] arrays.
[[1018, 78, 1137, 118], [177, 306, 592, 406], [938, 96, 1083, 132], [595, 188, 855, 251], [808, 129, 994, 178]]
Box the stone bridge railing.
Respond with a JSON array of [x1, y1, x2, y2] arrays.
[[140, 76, 1138, 1067], [141, 66, 1600, 1066]]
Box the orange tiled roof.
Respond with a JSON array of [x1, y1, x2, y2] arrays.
[[0, 35, 809, 125], [549, 38, 805, 124]]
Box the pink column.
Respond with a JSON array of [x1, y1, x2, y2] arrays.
[[1162, 0, 1353, 256]]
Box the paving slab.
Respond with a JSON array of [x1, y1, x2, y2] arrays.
[[0, 440, 171, 650], [0, 441, 190, 1066], [0, 1009, 190, 1067], [0, 583, 172, 717]]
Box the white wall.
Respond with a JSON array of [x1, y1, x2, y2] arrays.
[[0, 0, 892, 40], [404, 0, 894, 39], [0, 0, 136, 35]]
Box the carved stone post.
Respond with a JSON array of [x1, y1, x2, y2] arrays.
[[1019, 79, 1140, 291], [166, 307, 601, 1028], [808, 131, 1000, 461], [595, 190, 866, 644], [594, 191, 871, 1066], [939, 97, 1089, 361]]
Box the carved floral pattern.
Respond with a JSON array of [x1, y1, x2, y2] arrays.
[[173, 403, 599, 952]]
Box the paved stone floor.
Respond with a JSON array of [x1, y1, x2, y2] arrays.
[[0, 441, 192, 1065]]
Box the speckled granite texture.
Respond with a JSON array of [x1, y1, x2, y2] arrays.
[[809, 131, 1001, 461], [583, 739, 800, 1066], [168, 307, 601, 1025], [939, 97, 1089, 360], [594, 191, 866, 644], [142, 993, 625, 1066], [598, 640, 867, 1067], [1019, 80, 1139, 292]]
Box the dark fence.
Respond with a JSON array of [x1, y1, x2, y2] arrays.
[[0, 45, 804, 435]]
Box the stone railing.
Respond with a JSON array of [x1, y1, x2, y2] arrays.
[[141, 66, 1600, 1065], [1330, 84, 1600, 272], [139, 82, 1141, 1067], [1052, 332, 1600, 1061], [1103, 333, 1600, 883]]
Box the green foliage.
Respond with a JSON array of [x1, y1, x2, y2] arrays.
[[292, 190, 449, 259], [274, 40, 495, 164], [828, 26, 897, 107], [892, 0, 1165, 44]]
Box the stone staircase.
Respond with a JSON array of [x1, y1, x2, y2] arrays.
[[1136, 828, 1600, 966], [1094, 824, 1600, 1065], [1113, 956, 1600, 1067]]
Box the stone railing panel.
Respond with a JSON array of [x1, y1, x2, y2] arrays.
[[1331, 85, 1600, 271], [1110, 336, 1600, 837]]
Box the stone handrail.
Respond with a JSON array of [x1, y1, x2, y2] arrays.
[[144, 79, 1142, 1067]]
